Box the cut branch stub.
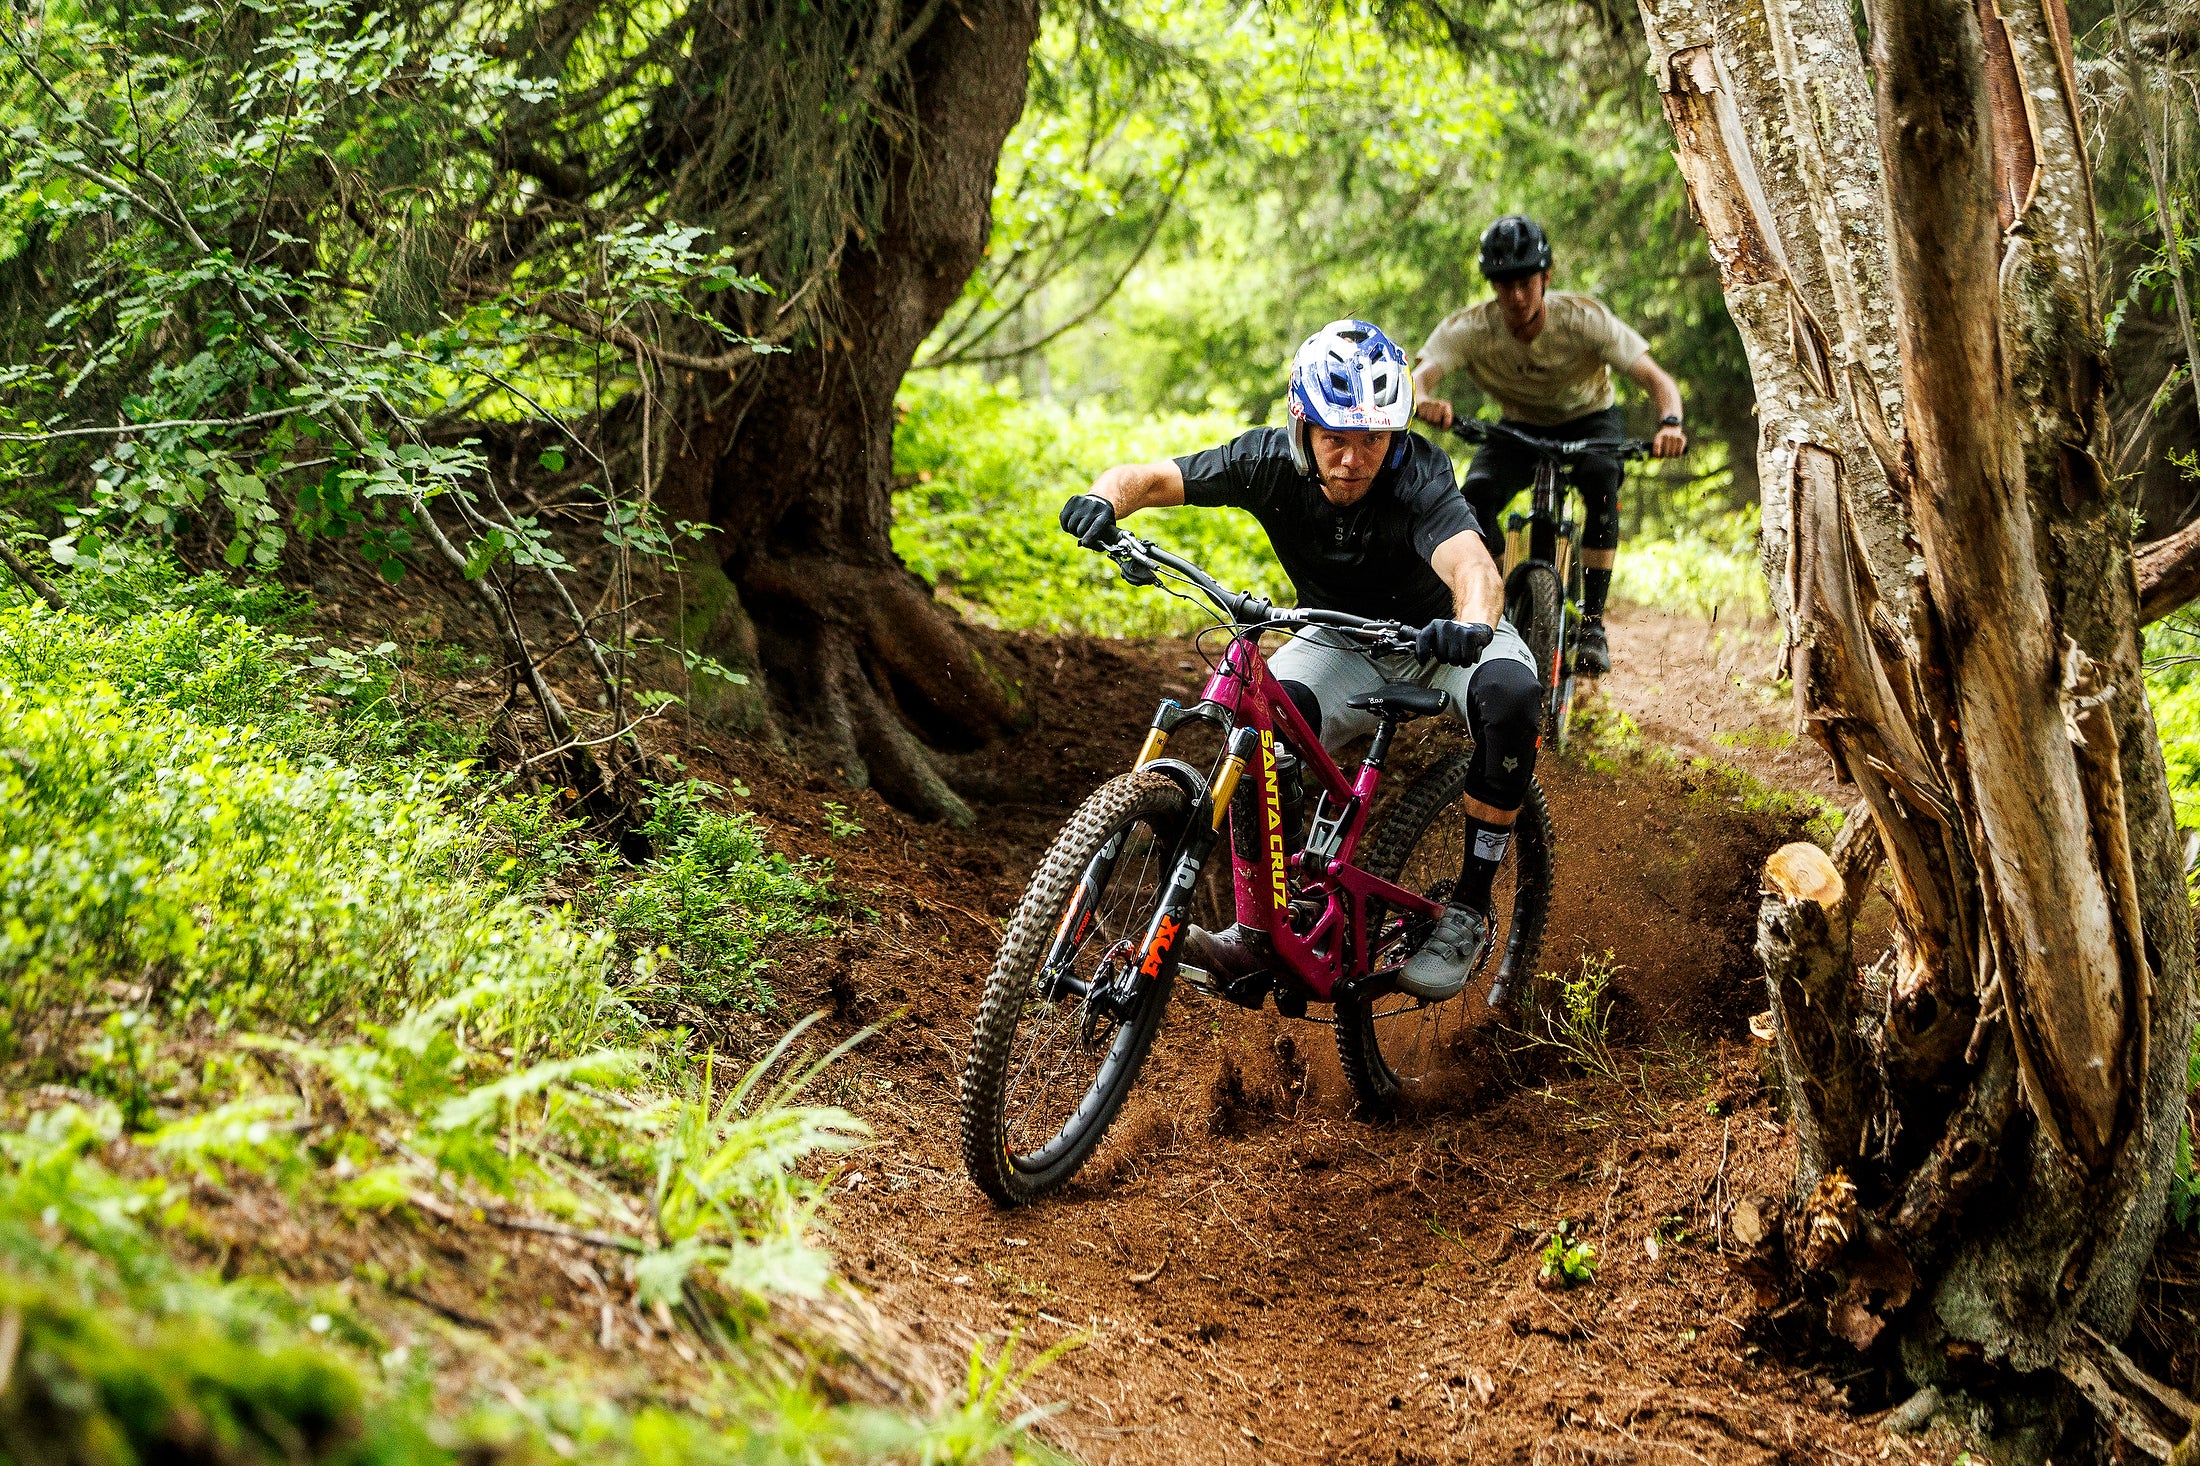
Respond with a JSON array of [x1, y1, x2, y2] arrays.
[[1758, 842, 1869, 1189], [2135, 517, 2200, 624]]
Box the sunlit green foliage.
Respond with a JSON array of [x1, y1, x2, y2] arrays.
[[936, 0, 1758, 503], [0, 601, 555, 1048], [894, 370, 1287, 635], [615, 783, 833, 1008], [1612, 514, 1769, 624], [2145, 614, 2200, 830]]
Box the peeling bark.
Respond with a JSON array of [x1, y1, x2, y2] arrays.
[[1640, 0, 2197, 1434]]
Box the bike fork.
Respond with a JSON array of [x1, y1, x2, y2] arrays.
[[1038, 830, 1125, 1002], [1100, 728, 1256, 1016]]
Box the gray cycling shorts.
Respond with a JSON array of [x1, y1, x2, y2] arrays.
[[1265, 620, 1538, 753]]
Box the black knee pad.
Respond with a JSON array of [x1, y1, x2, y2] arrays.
[[1582, 500, 1622, 551], [1278, 679, 1323, 742], [1464, 659, 1541, 807]]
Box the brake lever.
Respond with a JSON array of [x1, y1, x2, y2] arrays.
[[1103, 534, 1159, 586]]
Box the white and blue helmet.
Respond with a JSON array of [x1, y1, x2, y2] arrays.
[[1285, 320, 1415, 476]]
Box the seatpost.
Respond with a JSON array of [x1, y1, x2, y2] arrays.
[[1363, 717, 1398, 771]]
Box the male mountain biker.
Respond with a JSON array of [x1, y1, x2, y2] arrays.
[[1057, 320, 1541, 1005], [1411, 215, 1688, 676]]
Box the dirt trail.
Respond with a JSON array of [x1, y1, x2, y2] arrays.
[[682, 611, 1956, 1465], [1596, 606, 1840, 804]]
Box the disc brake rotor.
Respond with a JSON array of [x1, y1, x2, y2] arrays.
[[1080, 941, 1134, 1049]]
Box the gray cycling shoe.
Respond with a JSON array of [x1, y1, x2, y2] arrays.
[[1398, 905, 1489, 1001]]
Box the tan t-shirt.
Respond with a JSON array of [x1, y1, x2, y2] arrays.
[[1415, 292, 1650, 426]]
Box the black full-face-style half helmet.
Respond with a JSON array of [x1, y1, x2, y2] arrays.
[[1478, 215, 1552, 283]]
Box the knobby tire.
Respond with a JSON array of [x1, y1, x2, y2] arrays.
[[1556, 549, 1586, 751], [1509, 563, 1566, 742], [960, 769, 1190, 1205], [1335, 754, 1555, 1118]]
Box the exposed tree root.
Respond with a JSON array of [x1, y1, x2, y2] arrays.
[[740, 561, 1022, 827]]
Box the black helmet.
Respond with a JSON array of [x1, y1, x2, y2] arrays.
[[1478, 215, 1552, 282]]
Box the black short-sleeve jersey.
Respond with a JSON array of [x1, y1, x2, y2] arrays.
[[1173, 428, 1479, 625]]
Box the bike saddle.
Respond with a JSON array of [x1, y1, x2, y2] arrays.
[[1346, 683, 1449, 722]]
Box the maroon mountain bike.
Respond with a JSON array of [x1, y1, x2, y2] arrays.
[[960, 529, 1554, 1205]]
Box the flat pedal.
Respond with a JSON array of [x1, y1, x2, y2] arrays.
[[1180, 964, 1272, 1011]]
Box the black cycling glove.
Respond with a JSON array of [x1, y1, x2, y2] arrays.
[[1059, 494, 1118, 548], [1415, 619, 1495, 667]]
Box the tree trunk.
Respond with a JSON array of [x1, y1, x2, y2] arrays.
[[661, 0, 1039, 826], [1641, 0, 2198, 1445]]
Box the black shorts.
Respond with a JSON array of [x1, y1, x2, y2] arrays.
[[1459, 405, 1626, 560]]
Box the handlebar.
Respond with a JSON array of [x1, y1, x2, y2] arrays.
[[1096, 530, 1421, 653], [1448, 417, 1653, 461]]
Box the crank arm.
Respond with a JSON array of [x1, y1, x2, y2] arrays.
[[1334, 965, 1406, 1004]]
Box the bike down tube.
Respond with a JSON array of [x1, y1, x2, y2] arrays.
[[1037, 698, 1227, 999]]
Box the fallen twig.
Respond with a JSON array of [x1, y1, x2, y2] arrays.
[[484, 1211, 643, 1254], [391, 1283, 496, 1333], [513, 704, 671, 768]]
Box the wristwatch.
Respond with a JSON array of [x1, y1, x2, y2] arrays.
[[1660, 414, 1684, 428]]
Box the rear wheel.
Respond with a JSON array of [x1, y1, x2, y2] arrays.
[[1335, 755, 1555, 1117], [960, 770, 1191, 1205], [1508, 562, 1565, 741]]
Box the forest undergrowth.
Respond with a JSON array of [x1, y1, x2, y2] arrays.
[[0, 565, 1060, 1464]]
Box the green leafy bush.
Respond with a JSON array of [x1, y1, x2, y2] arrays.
[[0, 601, 609, 1050], [892, 370, 1284, 636], [611, 782, 833, 1010], [0, 592, 1065, 1462]]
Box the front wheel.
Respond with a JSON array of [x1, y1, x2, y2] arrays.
[[1508, 562, 1565, 741], [960, 770, 1191, 1205], [1335, 755, 1555, 1118], [1555, 547, 1586, 751]]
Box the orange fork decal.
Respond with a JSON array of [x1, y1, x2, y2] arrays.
[[1138, 915, 1181, 978]]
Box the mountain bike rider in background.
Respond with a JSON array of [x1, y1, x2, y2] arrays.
[[1411, 215, 1689, 677], [1057, 321, 1540, 1005]]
